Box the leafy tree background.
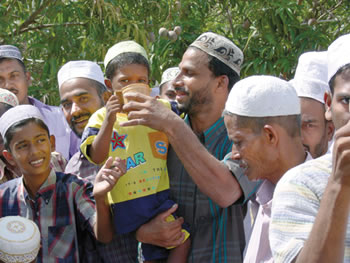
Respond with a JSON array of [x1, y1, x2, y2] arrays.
[[0, 0, 349, 105]]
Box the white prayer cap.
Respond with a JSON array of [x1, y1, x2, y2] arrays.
[[160, 67, 180, 87], [57, 60, 105, 90], [290, 51, 329, 104], [190, 32, 243, 76], [0, 105, 45, 138], [327, 33, 350, 82], [0, 216, 40, 263], [150, 87, 160, 97], [0, 88, 19, 107], [104, 40, 148, 69], [0, 45, 23, 62], [225, 75, 300, 117]]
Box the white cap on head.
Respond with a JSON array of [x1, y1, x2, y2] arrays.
[[290, 51, 329, 104], [104, 40, 148, 69], [0, 105, 44, 138], [160, 67, 180, 87], [57, 60, 105, 90], [225, 75, 300, 117], [0, 45, 23, 62], [327, 33, 350, 82], [0, 88, 19, 107], [0, 216, 40, 263], [190, 32, 243, 76]]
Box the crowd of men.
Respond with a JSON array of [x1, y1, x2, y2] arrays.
[[0, 31, 349, 263]]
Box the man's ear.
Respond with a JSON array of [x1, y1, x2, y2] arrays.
[[326, 120, 335, 142], [216, 75, 229, 93], [2, 150, 16, 166], [325, 92, 332, 121], [25, 71, 32, 86], [263, 124, 279, 146], [50, 135, 56, 152]]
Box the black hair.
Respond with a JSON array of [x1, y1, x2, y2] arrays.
[[223, 110, 301, 138], [0, 102, 13, 115], [4, 118, 50, 151], [329, 63, 350, 94], [188, 46, 240, 92], [105, 52, 150, 81], [0, 57, 26, 72]]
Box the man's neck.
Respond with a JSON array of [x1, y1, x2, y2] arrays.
[[23, 170, 51, 198], [188, 107, 223, 134]]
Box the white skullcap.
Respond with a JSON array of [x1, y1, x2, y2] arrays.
[[0, 45, 23, 62], [57, 60, 105, 90], [225, 75, 300, 117], [0, 88, 19, 107], [104, 40, 148, 69], [150, 87, 160, 97], [328, 33, 350, 81], [0, 105, 45, 138], [0, 216, 40, 263], [160, 67, 180, 87], [290, 51, 329, 104], [190, 32, 243, 76]]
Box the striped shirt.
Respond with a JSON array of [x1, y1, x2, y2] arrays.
[[167, 116, 257, 263], [0, 169, 96, 262], [269, 152, 350, 262]]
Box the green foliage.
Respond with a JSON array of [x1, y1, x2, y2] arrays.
[[0, 0, 349, 105]]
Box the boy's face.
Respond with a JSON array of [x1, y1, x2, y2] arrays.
[[3, 121, 53, 179], [109, 63, 149, 92]]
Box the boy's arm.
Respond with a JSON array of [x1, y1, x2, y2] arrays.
[[89, 95, 121, 164], [93, 156, 126, 243]]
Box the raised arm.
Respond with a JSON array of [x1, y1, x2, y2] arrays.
[[122, 93, 242, 207]]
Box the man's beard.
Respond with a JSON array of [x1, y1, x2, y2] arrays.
[[70, 113, 91, 138]]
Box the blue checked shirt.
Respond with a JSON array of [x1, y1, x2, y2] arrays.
[[0, 170, 96, 262]]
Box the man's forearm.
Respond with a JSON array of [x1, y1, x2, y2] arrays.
[[296, 181, 350, 263], [94, 196, 114, 243], [165, 117, 242, 207]]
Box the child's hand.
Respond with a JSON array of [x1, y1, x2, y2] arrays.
[[105, 94, 123, 123], [93, 156, 126, 200]]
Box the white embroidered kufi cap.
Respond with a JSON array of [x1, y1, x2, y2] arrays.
[[327, 33, 350, 82], [290, 51, 329, 104], [160, 67, 180, 87], [0, 45, 23, 62], [0, 88, 19, 107], [0, 216, 40, 263], [0, 105, 44, 138], [104, 40, 148, 69], [190, 32, 243, 76], [58, 60, 105, 89], [225, 75, 300, 117]]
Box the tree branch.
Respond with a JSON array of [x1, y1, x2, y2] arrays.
[[10, 22, 87, 36]]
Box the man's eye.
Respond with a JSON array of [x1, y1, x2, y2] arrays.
[[62, 102, 72, 110], [120, 79, 129, 83], [341, 98, 350, 104]]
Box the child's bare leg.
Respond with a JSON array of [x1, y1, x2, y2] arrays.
[[166, 238, 191, 263]]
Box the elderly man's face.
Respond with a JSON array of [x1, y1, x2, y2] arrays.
[[60, 78, 106, 138], [300, 97, 333, 158], [173, 48, 216, 115], [326, 74, 350, 131], [0, 59, 30, 104], [224, 114, 271, 182]]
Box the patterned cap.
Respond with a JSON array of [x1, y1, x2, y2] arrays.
[[160, 67, 180, 87], [104, 40, 148, 69], [0, 216, 40, 263], [225, 75, 300, 117], [328, 33, 350, 81], [290, 51, 330, 104], [0, 88, 19, 107], [0, 45, 23, 62], [0, 105, 45, 138], [57, 60, 106, 89], [190, 32, 243, 75]]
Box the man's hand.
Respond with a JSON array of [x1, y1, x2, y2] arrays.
[[121, 92, 178, 132], [93, 157, 126, 200], [136, 204, 185, 248], [331, 120, 350, 190]]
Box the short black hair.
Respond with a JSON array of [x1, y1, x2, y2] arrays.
[[0, 57, 26, 72], [188, 46, 240, 92], [329, 63, 350, 94], [0, 102, 13, 115], [4, 118, 50, 151], [223, 110, 301, 138], [105, 52, 150, 81]]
